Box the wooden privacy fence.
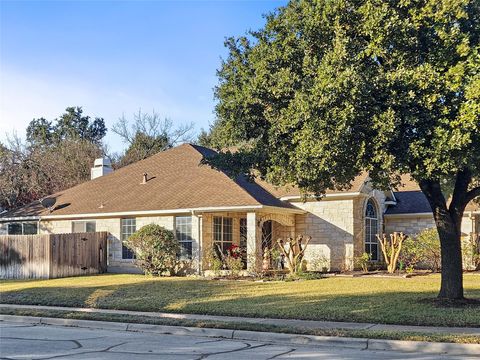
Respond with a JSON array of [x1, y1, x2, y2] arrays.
[[0, 232, 107, 279]]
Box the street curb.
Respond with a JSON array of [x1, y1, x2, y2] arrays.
[[1, 314, 479, 355], [367, 338, 480, 356], [232, 330, 367, 349]]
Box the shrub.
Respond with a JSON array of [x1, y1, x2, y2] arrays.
[[354, 252, 371, 272], [224, 255, 244, 276], [462, 234, 480, 271], [124, 224, 180, 276], [205, 248, 223, 273], [400, 228, 441, 272]]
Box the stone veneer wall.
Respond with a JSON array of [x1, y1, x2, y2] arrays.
[[384, 216, 436, 236], [271, 222, 295, 243], [291, 199, 356, 271], [38, 214, 202, 272], [384, 214, 474, 238]]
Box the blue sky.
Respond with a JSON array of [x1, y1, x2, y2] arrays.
[[0, 0, 285, 153]]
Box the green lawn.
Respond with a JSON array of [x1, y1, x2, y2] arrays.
[[1, 273, 479, 327]]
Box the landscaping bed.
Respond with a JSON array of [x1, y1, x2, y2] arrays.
[[1, 273, 479, 327]]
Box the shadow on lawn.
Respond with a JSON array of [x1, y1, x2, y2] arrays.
[[1, 277, 479, 327]]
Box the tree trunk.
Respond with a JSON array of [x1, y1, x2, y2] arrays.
[[433, 211, 464, 299], [419, 179, 465, 300]]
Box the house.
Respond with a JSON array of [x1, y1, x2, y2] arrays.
[[1, 144, 478, 273]]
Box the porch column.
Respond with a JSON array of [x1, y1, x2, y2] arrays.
[[191, 213, 201, 274], [246, 212, 262, 272]]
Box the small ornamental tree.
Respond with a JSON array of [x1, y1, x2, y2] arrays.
[[277, 234, 311, 274], [377, 232, 407, 273], [124, 224, 180, 276], [207, 0, 480, 300]]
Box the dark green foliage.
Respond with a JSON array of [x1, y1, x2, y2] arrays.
[[124, 224, 180, 276], [401, 229, 442, 272], [209, 0, 480, 299], [120, 132, 170, 167], [26, 107, 106, 146]]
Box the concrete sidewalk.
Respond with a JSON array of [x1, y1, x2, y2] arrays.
[[1, 303, 479, 336]]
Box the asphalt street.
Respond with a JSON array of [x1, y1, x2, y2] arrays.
[[0, 321, 477, 360]]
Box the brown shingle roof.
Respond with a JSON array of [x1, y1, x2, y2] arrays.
[[388, 175, 479, 214], [2, 144, 293, 218], [254, 172, 370, 198], [3, 144, 477, 219]]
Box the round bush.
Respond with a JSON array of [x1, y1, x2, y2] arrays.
[[124, 224, 180, 276]]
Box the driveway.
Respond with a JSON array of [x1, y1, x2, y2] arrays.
[[0, 321, 475, 360]]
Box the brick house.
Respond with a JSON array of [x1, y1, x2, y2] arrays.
[[1, 144, 478, 273]]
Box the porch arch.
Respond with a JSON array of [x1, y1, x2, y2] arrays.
[[258, 213, 295, 227]]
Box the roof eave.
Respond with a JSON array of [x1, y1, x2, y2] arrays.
[[0, 204, 303, 222], [280, 191, 364, 201], [384, 212, 433, 218], [0, 216, 41, 222]]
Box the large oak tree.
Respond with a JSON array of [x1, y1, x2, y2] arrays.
[[209, 0, 479, 299]]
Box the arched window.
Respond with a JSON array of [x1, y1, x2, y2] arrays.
[[365, 199, 379, 261]]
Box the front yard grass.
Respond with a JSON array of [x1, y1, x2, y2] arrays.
[[1, 273, 479, 327]]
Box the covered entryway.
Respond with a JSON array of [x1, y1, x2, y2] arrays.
[[200, 209, 300, 273]]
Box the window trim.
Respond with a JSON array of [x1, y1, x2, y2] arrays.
[[175, 215, 193, 259], [364, 199, 379, 261], [213, 216, 233, 254], [7, 222, 38, 235], [121, 218, 136, 260], [71, 220, 96, 233]]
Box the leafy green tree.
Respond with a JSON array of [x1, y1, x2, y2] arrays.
[[209, 0, 480, 299], [26, 107, 106, 146]]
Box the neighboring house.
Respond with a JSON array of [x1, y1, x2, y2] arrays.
[[0, 144, 478, 273]]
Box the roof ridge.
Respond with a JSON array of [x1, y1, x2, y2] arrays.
[[188, 144, 266, 206]]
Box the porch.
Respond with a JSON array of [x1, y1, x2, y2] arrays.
[[199, 210, 300, 273]]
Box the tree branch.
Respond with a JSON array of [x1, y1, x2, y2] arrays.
[[465, 186, 480, 204], [450, 168, 472, 213]]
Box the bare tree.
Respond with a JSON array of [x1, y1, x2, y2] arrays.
[[113, 110, 194, 149], [112, 110, 195, 167], [0, 132, 101, 211]]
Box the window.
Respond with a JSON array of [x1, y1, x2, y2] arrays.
[[72, 221, 96, 233], [213, 216, 233, 254], [365, 199, 379, 261], [121, 218, 136, 259], [7, 222, 38, 235], [176, 216, 193, 259]]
